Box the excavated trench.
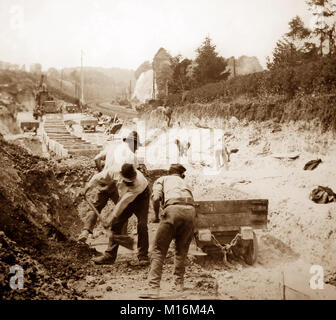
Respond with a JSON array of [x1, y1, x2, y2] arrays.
[[2, 113, 336, 300]]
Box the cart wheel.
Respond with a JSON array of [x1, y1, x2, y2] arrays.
[[243, 232, 258, 265]]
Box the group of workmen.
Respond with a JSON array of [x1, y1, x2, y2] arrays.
[[78, 130, 197, 298]]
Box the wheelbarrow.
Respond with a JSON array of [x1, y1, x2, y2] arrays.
[[80, 118, 98, 133], [20, 121, 39, 133], [194, 199, 268, 265]]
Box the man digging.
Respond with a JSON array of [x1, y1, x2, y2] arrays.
[[92, 163, 150, 266], [78, 131, 141, 242], [140, 164, 196, 298]]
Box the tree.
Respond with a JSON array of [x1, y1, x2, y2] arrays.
[[193, 36, 229, 86], [286, 15, 311, 44], [307, 0, 336, 55], [267, 16, 315, 70], [168, 55, 192, 93]]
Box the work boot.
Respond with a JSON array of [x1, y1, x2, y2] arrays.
[[92, 252, 116, 265], [139, 287, 160, 299], [78, 230, 90, 243], [138, 257, 150, 266]]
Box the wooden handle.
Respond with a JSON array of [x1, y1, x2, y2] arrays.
[[84, 189, 104, 224]]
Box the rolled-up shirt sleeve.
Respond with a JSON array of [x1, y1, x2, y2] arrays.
[[111, 191, 138, 220], [87, 168, 116, 188], [152, 177, 164, 202]]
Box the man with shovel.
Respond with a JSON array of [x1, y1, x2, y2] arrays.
[[77, 131, 142, 242], [140, 164, 196, 298], [92, 163, 150, 266]]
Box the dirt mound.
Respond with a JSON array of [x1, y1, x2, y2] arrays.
[[0, 135, 100, 299], [0, 231, 93, 300]]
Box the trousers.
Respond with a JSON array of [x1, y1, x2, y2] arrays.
[[106, 187, 150, 261], [148, 204, 196, 289], [83, 182, 119, 233]]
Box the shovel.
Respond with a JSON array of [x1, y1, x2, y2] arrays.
[[84, 189, 135, 250]]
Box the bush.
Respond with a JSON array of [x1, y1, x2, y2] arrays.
[[166, 56, 336, 106]]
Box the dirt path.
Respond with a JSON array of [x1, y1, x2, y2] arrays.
[[69, 218, 301, 300]]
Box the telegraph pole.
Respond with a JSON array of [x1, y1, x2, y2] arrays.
[[80, 50, 85, 112]]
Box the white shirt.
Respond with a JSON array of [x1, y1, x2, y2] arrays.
[[95, 141, 139, 171], [90, 141, 139, 187]]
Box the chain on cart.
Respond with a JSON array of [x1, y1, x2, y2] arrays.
[[211, 233, 241, 264]]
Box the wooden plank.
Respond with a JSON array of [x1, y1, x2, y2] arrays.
[[195, 199, 268, 230], [195, 199, 268, 214]]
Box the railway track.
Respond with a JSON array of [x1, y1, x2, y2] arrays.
[[94, 102, 138, 119]]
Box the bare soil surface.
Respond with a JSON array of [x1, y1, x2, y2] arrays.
[[1, 116, 336, 300]]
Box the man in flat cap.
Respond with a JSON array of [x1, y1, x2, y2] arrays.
[[140, 163, 196, 298], [78, 131, 142, 243], [92, 163, 150, 266]]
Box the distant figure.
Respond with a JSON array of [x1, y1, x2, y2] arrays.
[[151, 106, 173, 127], [175, 138, 191, 159], [41, 83, 47, 92], [33, 105, 44, 121], [93, 111, 103, 119], [214, 133, 233, 171], [164, 106, 172, 127], [67, 121, 75, 133]]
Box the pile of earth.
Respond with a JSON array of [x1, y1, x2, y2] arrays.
[[0, 134, 102, 299], [0, 231, 93, 300]]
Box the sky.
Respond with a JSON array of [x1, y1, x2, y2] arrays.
[[0, 0, 313, 71]]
